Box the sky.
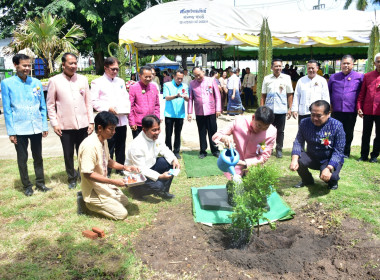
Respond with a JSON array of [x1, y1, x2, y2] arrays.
[[218, 0, 380, 11]]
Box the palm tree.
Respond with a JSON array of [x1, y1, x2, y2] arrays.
[[344, 0, 380, 10], [5, 13, 85, 74]]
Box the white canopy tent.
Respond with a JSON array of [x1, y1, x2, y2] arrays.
[[119, 0, 377, 52], [147, 55, 180, 70]]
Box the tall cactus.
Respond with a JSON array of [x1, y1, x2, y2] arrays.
[[108, 42, 130, 82], [366, 25, 380, 73], [256, 18, 273, 104]]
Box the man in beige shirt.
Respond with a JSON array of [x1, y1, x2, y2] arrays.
[[78, 111, 139, 220], [47, 53, 94, 189], [242, 67, 256, 108]]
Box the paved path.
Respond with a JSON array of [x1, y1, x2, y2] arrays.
[[0, 112, 374, 160]]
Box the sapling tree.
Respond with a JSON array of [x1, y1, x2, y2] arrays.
[[229, 164, 279, 247]]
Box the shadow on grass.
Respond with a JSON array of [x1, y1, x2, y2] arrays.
[[12, 170, 69, 195], [0, 234, 134, 279], [307, 183, 331, 198]]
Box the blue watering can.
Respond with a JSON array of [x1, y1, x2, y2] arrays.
[[217, 148, 240, 175]]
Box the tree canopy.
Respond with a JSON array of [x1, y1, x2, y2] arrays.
[[5, 13, 85, 74], [0, 0, 174, 74], [344, 0, 380, 10]]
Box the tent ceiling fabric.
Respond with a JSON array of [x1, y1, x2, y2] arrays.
[[208, 46, 369, 61], [119, 0, 377, 52]]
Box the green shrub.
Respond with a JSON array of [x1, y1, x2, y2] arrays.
[[229, 164, 280, 246], [39, 74, 102, 86]]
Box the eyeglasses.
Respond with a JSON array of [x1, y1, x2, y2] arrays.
[[107, 67, 119, 72]]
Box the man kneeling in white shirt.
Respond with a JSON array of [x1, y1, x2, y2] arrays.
[[125, 115, 180, 199]]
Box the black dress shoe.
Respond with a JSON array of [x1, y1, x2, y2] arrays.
[[294, 180, 314, 188], [157, 192, 175, 199], [276, 150, 283, 158], [68, 182, 77, 189], [328, 183, 338, 190], [24, 186, 34, 196], [36, 185, 51, 192], [357, 157, 368, 162], [174, 153, 181, 159], [212, 151, 220, 158], [199, 153, 207, 159], [369, 157, 378, 163]]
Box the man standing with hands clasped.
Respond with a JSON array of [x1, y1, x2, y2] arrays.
[[91, 57, 130, 177], [356, 53, 380, 163], [328, 55, 363, 158], [163, 69, 189, 159], [291, 60, 330, 124], [1, 54, 50, 196], [188, 66, 222, 159], [47, 53, 94, 190], [128, 66, 160, 138], [261, 58, 294, 158]]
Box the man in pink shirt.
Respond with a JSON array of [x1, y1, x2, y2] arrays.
[[212, 106, 277, 178], [92, 57, 130, 177], [47, 53, 94, 189], [128, 66, 160, 138], [188, 66, 222, 159], [357, 53, 380, 163]]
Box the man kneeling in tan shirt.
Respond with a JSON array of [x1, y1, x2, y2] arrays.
[[78, 111, 139, 220]]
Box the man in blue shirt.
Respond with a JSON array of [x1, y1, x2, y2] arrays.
[[1, 54, 51, 196], [289, 100, 345, 190], [163, 69, 189, 159]]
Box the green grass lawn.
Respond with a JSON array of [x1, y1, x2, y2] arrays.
[[0, 146, 378, 279]]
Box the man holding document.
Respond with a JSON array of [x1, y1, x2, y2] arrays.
[[125, 115, 180, 200]]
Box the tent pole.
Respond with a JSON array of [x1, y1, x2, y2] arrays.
[[220, 46, 222, 69], [310, 45, 313, 59], [233, 46, 236, 67], [237, 46, 239, 69]]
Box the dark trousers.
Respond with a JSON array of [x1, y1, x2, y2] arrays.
[[129, 157, 173, 197], [273, 113, 286, 151], [107, 125, 127, 176], [331, 112, 357, 157], [165, 117, 184, 154], [221, 89, 228, 111], [14, 134, 45, 189], [132, 126, 142, 139], [60, 128, 88, 183], [195, 114, 219, 155], [360, 114, 380, 159], [298, 114, 311, 125], [297, 151, 343, 187], [244, 87, 255, 107]]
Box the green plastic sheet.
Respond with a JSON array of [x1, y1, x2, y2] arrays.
[[192, 185, 295, 225]]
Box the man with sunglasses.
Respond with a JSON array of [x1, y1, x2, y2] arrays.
[[91, 57, 130, 177]]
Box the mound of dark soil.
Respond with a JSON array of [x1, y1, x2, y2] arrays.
[[134, 200, 380, 279]]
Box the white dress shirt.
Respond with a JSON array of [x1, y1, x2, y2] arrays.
[[125, 131, 176, 181], [242, 73, 255, 88], [91, 74, 130, 126], [291, 75, 330, 116], [227, 74, 240, 90]]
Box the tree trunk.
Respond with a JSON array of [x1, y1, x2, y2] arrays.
[[181, 53, 187, 69], [94, 41, 105, 75]]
